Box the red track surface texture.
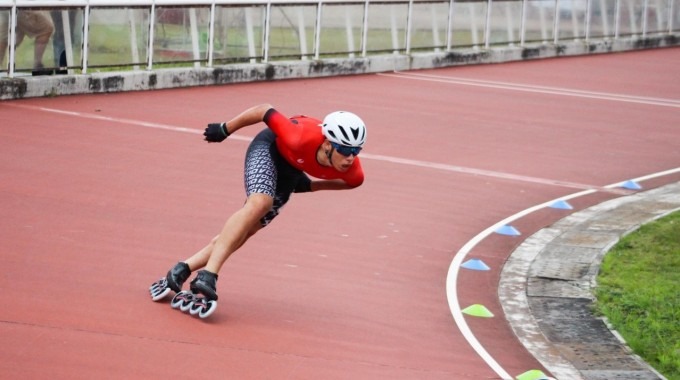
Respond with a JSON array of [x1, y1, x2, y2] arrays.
[[1, 48, 679, 380]]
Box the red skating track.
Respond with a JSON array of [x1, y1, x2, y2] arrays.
[[1, 47, 679, 379]]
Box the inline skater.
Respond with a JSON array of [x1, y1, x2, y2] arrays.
[[150, 103, 367, 318]]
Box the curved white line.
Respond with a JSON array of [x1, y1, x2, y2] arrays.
[[446, 167, 680, 379], [446, 190, 594, 380]]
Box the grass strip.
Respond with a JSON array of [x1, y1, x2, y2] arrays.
[[595, 210, 680, 380]]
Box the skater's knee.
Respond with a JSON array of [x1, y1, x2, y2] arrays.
[[244, 193, 273, 218]]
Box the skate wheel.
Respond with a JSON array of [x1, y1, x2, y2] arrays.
[[150, 278, 172, 301], [150, 286, 171, 302], [189, 299, 205, 316], [198, 300, 217, 319], [189, 298, 217, 317], [180, 300, 194, 312], [171, 291, 194, 310], [149, 277, 167, 291]]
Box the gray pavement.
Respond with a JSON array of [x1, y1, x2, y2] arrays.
[[500, 181, 680, 380]]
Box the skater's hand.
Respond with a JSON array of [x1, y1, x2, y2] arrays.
[[204, 122, 230, 142]]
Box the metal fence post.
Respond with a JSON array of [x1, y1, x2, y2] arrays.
[[147, 0, 156, 70], [361, 0, 369, 57], [554, 0, 561, 43], [406, 0, 413, 53], [208, 1, 216, 67], [485, 0, 493, 48], [669, 0, 675, 32], [520, 0, 527, 45], [642, 0, 649, 36], [314, 1, 322, 60], [446, 0, 454, 50], [614, 0, 621, 37], [263, 1, 271, 62], [82, 0, 90, 73], [8, 1, 17, 77]]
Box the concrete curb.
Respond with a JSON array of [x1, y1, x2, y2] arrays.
[[2, 34, 679, 100], [500, 181, 680, 380]]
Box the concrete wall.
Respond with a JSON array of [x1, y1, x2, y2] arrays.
[[1, 33, 678, 100]]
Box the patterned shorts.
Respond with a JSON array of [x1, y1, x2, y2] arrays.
[[244, 129, 307, 226]]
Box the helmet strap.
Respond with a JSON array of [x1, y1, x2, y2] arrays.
[[326, 146, 334, 165], [317, 141, 334, 167]]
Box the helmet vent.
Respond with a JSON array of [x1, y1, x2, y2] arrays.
[[337, 125, 350, 141], [351, 127, 361, 139]]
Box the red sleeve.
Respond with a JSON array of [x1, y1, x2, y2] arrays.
[[263, 108, 302, 149]]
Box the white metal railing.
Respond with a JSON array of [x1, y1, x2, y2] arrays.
[[0, 0, 678, 77]]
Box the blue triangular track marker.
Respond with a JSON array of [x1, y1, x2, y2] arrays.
[[549, 200, 573, 210], [621, 180, 642, 190], [495, 225, 521, 236], [461, 259, 491, 271]]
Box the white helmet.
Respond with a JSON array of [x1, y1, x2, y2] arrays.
[[320, 111, 367, 147]]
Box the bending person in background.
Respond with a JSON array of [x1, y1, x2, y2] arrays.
[[0, 10, 54, 74]]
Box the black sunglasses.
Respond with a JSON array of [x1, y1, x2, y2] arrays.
[[330, 142, 362, 157]]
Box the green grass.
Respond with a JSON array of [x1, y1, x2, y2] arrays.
[[595, 210, 680, 380]]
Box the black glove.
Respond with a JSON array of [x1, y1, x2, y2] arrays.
[[204, 122, 229, 142]]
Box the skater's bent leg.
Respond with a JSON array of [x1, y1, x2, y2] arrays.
[[204, 193, 272, 273], [183, 210, 263, 271], [183, 235, 220, 271], [183, 227, 259, 270]]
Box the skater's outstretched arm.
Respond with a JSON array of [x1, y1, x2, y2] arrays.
[[310, 179, 356, 191], [224, 103, 273, 134], [204, 103, 273, 142]]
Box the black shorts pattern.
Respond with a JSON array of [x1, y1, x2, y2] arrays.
[[244, 129, 308, 227], [244, 141, 277, 199]]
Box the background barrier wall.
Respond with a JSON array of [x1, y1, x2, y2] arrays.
[[1, 0, 678, 100]]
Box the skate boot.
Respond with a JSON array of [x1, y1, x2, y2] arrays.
[[149, 262, 191, 301], [188, 270, 219, 319]]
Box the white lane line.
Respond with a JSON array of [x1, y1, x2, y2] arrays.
[[3, 103, 254, 142], [446, 167, 680, 380], [361, 153, 629, 194], [5, 103, 625, 194], [378, 72, 680, 108]]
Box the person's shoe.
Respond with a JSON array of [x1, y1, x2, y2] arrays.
[[31, 63, 53, 76]]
